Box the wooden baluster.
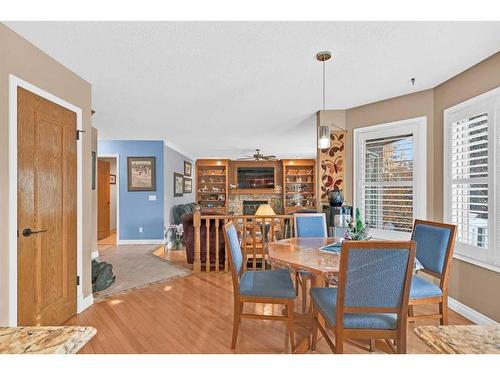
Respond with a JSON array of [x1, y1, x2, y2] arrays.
[[270, 217, 275, 242], [252, 218, 257, 270], [215, 218, 220, 272], [261, 218, 266, 270], [193, 206, 201, 273], [242, 218, 247, 272], [205, 218, 210, 272], [289, 217, 294, 238], [223, 218, 229, 272]]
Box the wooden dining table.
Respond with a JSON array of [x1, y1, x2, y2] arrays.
[[268, 237, 342, 286], [268, 237, 343, 353]]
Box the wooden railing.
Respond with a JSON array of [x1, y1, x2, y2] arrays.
[[192, 206, 294, 273]]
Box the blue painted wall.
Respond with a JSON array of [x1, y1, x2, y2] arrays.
[[98, 140, 164, 241]]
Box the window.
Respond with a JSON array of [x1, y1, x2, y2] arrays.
[[354, 117, 427, 240], [444, 87, 500, 270]]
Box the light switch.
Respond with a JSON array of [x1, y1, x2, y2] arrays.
[[149, 195, 157, 201]]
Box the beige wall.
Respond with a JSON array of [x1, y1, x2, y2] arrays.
[[91, 127, 98, 254], [433, 52, 500, 322], [345, 89, 435, 212], [323, 52, 500, 322], [0, 24, 93, 325]]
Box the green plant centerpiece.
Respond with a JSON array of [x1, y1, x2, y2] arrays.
[[345, 208, 371, 240]]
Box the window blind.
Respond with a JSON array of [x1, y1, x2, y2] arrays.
[[450, 113, 489, 249], [361, 134, 414, 233]]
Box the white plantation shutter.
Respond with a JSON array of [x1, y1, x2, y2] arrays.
[[449, 113, 489, 249], [354, 117, 426, 240], [361, 134, 414, 233], [444, 88, 500, 268]]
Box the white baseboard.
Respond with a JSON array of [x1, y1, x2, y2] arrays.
[[117, 239, 165, 245], [91, 250, 99, 259], [77, 293, 94, 313], [448, 297, 498, 325]]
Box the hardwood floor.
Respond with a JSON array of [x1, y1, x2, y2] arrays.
[[68, 248, 471, 354], [97, 231, 116, 251]]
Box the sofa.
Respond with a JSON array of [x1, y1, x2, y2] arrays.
[[173, 203, 198, 225], [182, 212, 226, 270]]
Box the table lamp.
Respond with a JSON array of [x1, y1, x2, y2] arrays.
[[255, 203, 276, 216]]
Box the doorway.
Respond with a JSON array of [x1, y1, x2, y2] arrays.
[[15, 85, 79, 326], [97, 156, 119, 250]]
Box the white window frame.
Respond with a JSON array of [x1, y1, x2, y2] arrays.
[[444, 87, 500, 272], [353, 117, 427, 240]]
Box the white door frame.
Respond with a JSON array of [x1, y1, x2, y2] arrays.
[[96, 154, 120, 253], [8, 74, 89, 326]]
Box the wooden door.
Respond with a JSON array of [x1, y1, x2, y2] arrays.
[[17, 87, 77, 326], [97, 160, 110, 240]]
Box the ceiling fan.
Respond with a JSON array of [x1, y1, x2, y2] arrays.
[[237, 149, 278, 161]]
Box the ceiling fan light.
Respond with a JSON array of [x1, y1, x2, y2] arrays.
[[318, 125, 330, 149]]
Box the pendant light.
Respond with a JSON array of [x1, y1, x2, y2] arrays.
[[317, 51, 332, 149]]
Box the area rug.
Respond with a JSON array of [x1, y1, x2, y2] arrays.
[[93, 244, 191, 301]]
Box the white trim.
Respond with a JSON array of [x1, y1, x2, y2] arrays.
[[78, 294, 94, 314], [453, 253, 500, 274], [448, 297, 498, 325], [443, 86, 500, 269], [91, 251, 100, 260], [117, 239, 165, 245], [353, 117, 427, 238], [97, 154, 120, 243], [8, 75, 88, 325]]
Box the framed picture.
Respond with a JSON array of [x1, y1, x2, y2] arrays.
[[174, 173, 184, 197], [110, 174, 116, 184], [127, 156, 156, 191], [91, 151, 96, 190], [184, 161, 192, 176], [183, 177, 192, 193]]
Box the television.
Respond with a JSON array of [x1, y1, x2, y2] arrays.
[[237, 167, 275, 189]]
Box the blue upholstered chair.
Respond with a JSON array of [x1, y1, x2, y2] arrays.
[[293, 213, 328, 238], [310, 240, 416, 354], [409, 220, 457, 325], [293, 213, 328, 312], [222, 221, 296, 352]]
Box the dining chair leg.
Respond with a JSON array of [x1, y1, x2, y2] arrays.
[[311, 305, 319, 351], [301, 278, 308, 313], [439, 299, 448, 325], [408, 305, 414, 317], [398, 330, 407, 354], [287, 300, 296, 353], [231, 300, 242, 349], [334, 333, 343, 354], [369, 339, 376, 352], [295, 272, 300, 297]]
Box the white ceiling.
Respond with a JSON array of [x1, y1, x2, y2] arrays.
[[5, 21, 500, 159]]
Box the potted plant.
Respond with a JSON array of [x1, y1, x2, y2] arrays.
[[345, 208, 371, 240], [168, 224, 184, 249]]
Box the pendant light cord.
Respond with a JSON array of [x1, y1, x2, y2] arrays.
[[322, 61, 326, 111]]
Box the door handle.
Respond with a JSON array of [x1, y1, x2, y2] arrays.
[[22, 228, 49, 237]]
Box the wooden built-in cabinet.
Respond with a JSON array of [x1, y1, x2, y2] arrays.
[[195, 159, 229, 215], [282, 159, 317, 214], [195, 158, 317, 215]]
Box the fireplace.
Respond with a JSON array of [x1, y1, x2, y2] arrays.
[[243, 200, 268, 215]]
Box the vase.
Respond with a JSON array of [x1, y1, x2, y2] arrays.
[[328, 189, 344, 207]]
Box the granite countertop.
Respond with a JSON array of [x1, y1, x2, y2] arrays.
[[414, 325, 500, 354], [0, 326, 96, 354]]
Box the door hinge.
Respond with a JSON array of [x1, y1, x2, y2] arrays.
[[76, 276, 80, 286], [76, 129, 86, 140]]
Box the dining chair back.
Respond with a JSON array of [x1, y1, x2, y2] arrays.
[[408, 219, 457, 324], [294, 213, 328, 238], [311, 240, 416, 354], [223, 220, 297, 352]]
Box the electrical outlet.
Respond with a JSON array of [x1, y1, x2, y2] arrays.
[[139, 227, 143, 233]]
